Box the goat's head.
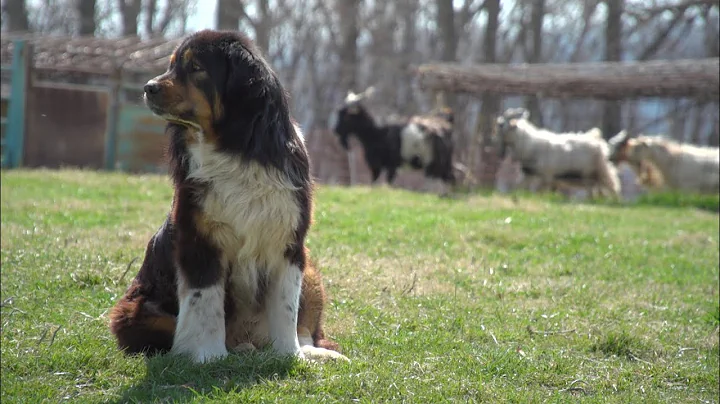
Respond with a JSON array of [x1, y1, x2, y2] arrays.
[[608, 130, 634, 163], [494, 108, 530, 159], [608, 130, 660, 175], [330, 86, 376, 150], [432, 107, 454, 125]]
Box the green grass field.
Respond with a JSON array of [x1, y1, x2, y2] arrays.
[[2, 169, 718, 403]]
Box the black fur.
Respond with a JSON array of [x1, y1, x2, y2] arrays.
[[332, 101, 456, 186], [110, 30, 314, 356]]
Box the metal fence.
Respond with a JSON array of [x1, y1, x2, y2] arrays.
[[0, 36, 172, 172]]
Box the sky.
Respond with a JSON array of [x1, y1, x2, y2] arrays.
[[185, 1, 217, 32], [22, 0, 219, 36]]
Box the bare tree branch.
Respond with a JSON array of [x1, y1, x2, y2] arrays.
[[458, 0, 485, 30], [637, 8, 689, 60], [237, 1, 258, 29], [626, 0, 718, 20], [144, 0, 156, 36], [155, 0, 180, 36], [568, 0, 600, 62]]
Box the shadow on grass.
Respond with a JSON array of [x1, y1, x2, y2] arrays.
[[111, 350, 303, 403]]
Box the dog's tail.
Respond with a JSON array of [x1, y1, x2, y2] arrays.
[[109, 290, 176, 357]]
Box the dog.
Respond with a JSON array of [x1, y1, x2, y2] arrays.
[[109, 30, 348, 364]]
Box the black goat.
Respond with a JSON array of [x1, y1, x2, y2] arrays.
[[331, 87, 457, 189]]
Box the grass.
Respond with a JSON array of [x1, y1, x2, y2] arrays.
[[1, 168, 718, 403]]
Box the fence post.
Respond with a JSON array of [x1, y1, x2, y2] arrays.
[[5, 39, 32, 168], [104, 68, 122, 170]]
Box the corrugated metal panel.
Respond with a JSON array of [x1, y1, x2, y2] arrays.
[[116, 104, 168, 173], [24, 85, 107, 169]]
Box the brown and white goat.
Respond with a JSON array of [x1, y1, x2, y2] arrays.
[[609, 130, 719, 194]]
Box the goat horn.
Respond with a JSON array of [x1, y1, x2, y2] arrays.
[[608, 130, 628, 147], [362, 86, 376, 98]]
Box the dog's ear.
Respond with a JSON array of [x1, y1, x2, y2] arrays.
[[220, 41, 291, 164], [224, 43, 268, 102]]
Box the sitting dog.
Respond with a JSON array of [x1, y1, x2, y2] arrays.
[[109, 30, 347, 364]]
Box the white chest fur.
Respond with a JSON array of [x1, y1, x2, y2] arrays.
[[172, 141, 306, 362], [187, 142, 301, 294]]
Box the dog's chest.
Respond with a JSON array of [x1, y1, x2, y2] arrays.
[[187, 143, 301, 274]]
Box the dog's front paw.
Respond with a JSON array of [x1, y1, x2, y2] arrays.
[[301, 345, 350, 363], [173, 342, 228, 364], [232, 342, 257, 353]]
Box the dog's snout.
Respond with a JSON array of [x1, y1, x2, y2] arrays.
[[144, 81, 161, 95]]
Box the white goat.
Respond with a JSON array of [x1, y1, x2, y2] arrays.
[[496, 108, 621, 198], [609, 131, 720, 194]]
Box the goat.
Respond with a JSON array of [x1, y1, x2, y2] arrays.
[[495, 108, 621, 198], [330, 87, 458, 193], [609, 131, 719, 194]]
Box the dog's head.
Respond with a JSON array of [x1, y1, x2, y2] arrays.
[[144, 30, 289, 150]]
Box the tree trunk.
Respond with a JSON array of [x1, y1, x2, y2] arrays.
[[436, 0, 457, 62], [216, 0, 240, 31], [524, 0, 545, 126], [398, 0, 419, 115], [703, 5, 719, 58], [436, 0, 458, 110], [602, 0, 624, 140], [478, 0, 500, 146], [118, 0, 142, 36], [337, 0, 361, 99], [254, 0, 272, 56], [475, 0, 501, 187], [3, 0, 30, 32], [337, 0, 362, 185], [77, 0, 96, 36], [710, 120, 719, 147], [415, 59, 720, 100], [144, 0, 157, 37]]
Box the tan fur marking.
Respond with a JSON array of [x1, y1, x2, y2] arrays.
[[410, 115, 451, 135], [147, 314, 176, 335], [213, 95, 224, 123], [187, 85, 216, 142], [298, 258, 325, 340], [182, 49, 194, 66]]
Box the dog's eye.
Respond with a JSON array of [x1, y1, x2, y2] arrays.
[[190, 62, 204, 73]]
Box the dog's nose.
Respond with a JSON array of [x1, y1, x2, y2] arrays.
[[144, 81, 160, 95]]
